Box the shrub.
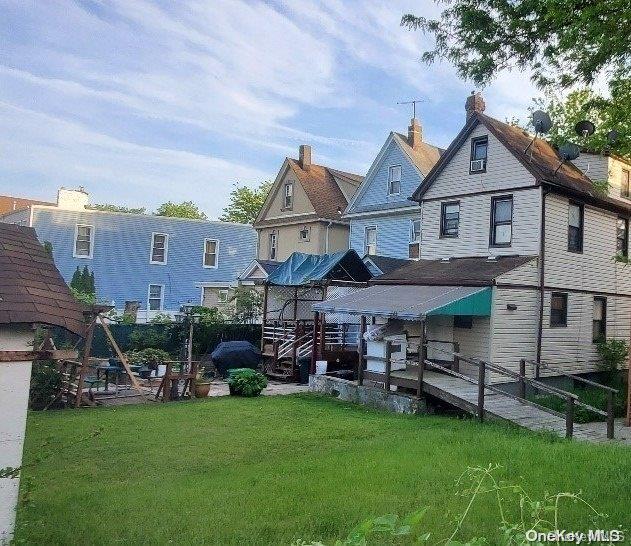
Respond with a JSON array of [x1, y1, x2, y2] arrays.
[[596, 338, 628, 374], [227, 368, 267, 397], [128, 326, 172, 352], [125, 348, 171, 367], [29, 361, 62, 410]]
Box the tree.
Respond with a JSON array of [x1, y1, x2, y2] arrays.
[[155, 201, 207, 220], [401, 1, 630, 89], [230, 286, 263, 324], [43, 241, 53, 257], [219, 180, 272, 224], [531, 79, 630, 159], [90, 203, 146, 214]]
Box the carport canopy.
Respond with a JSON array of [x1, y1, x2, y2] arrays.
[[312, 284, 491, 320]]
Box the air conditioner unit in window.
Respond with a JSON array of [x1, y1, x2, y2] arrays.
[[470, 159, 486, 172]]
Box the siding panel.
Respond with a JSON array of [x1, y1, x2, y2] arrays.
[[349, 211, 421, 259]]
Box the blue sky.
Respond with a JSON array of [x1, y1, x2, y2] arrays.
[[0, 0, 542, 218]]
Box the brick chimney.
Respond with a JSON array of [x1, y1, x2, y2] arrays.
[[465, 91, 485, 121], [408, 118, 422, 150], [299, 144, 312, 170]]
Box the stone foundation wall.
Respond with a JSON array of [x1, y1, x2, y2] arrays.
[[309, 374, 427, 415]]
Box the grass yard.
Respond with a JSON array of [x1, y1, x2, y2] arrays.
[[16, 394, 631, 545]]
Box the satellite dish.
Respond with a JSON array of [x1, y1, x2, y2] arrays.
[[575, 120, 595, 138], [607, 130, 619, 144], [558, 142, 581, 161], [532, 110, 553, 134]]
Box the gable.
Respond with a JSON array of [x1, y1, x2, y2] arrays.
[[255, 160, 316, 225], [347, 136, 422, 214], [422, 123, 536, 201]]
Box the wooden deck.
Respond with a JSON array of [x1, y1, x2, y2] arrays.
[[364, 368, 620, 443]]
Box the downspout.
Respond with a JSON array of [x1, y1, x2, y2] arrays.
[[325, 220, 333, 253], [535, 187, 550, 370]]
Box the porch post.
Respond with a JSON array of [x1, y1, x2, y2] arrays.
[[261, 283, 268, 351], [477, 361, 486, 421], [452, 341, 460, 374], [310, 312, 320, 375], [319, 313, 326, 358], [417, 319, 426, 397], [358, 315, 366, 386]]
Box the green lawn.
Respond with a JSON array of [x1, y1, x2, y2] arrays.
[[16, 394, 631, 545]]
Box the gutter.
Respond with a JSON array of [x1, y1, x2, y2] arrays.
[[535, 187, 550, 368]]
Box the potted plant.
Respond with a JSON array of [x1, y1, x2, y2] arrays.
[[227, 368, 268, 397], [194, 367, 211, 398]]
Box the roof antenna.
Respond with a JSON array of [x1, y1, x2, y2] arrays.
[[397, 98, 427, 119], [524, 110, 553, 158], [554, 142, 581, 176]]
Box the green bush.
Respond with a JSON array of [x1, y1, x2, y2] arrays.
[[596, 338, 628, 374], [29, 361, 62, 410], [125, 348, 171, 366], [227, 368, 267, 397]]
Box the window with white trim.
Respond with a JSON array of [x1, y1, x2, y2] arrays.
[[203, 239, 218, 268], [364, 226, 377, 256], [218, 289, 229, 304], [299, 226, 310, 242], [409, 219, 421, 259], [148, 284, 164, 311], [283, 182, 294, 209], [74, 224, 93, 258], [150, 233, 168, 264], [388, 165, 401, 195], [269, 232, 278, 260]]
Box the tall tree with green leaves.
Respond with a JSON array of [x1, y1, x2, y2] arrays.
[[219, 180, 272, 224], [155, 201, 207, 220], [401, 1, 630, 90], [532, 79, 631, 159]]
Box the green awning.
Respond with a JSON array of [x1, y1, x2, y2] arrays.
[[313, 285, 492, 320]]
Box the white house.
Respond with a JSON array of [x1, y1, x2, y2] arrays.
[[315, 93, 631, 383]]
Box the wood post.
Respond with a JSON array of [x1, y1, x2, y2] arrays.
[[452, 341, 460, 373], [477, 361, 485, 421], [310, 312, 320, 375], [417, 320, 426, 397], [384, 341, 392, 391], [319, 313, 326, 358], [98, 316, 144, 394], [291, 321, 298, 371], [358, 315, 366, 386], [74, 315, 96, 407], [607, 391, 615, 440], [518, 358, 526, 399], [566, 396, 574, 438]]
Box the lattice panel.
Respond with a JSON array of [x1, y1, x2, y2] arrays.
[[323, 285, 363, 324], [266, 286, 323, 321]]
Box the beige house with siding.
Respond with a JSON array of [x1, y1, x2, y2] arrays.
[[253, 145, 362, 264], [316, 93, 631, 383]]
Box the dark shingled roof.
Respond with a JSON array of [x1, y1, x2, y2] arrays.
[[371, 255, 537, 286], [412, 113, 631, 215], [0, 223, 86, 336], [364, 255, 411, 275]]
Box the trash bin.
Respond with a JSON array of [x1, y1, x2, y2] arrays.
[[297, 356, 310, 384]]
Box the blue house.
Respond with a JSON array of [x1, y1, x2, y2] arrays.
[[0, 188, 257, 322], [344, 118, 442, 274]]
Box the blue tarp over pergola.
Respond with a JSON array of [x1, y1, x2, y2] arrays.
[[266, 250, 372, 286]]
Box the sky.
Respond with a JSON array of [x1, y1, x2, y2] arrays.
[[0, 0, 544, 219]]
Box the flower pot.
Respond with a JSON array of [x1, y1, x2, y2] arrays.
[[194, 382, 211, 398]]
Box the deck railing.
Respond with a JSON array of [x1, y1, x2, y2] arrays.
[[359, 341, 616, 439]]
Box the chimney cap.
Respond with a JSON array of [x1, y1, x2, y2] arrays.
[[465, 91, 486, 120]]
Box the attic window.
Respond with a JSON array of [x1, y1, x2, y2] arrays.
[[283, 182, 293, 209], [388, 165, 401, 195], [470, 136, 488, 173], [299, 226, 310, 242]]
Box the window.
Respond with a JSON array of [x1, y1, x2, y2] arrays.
[[550, 292, 568, 327], [218, 289, 229, 304], [621, 169, 630, 198], [148, 284, 164, 311], [454, 315, 473, 329], [364, 226, 377, 256], [269, 232, 278, 260], [74, 224, 93, 258], [283, 182, 293, 209], [388, 165, 402, 195], [470, 136, 488, 173], [567, 202, 584, 253], [617, 217, 628, 256], [203, 239, 218, 268], [409, 219, 421, 259], [299, 226, 310, 242], [592, 297, 607, 342], [440, 201, 460, 238], [150, 233, 168, 264], [490, 196, 513, 246]]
